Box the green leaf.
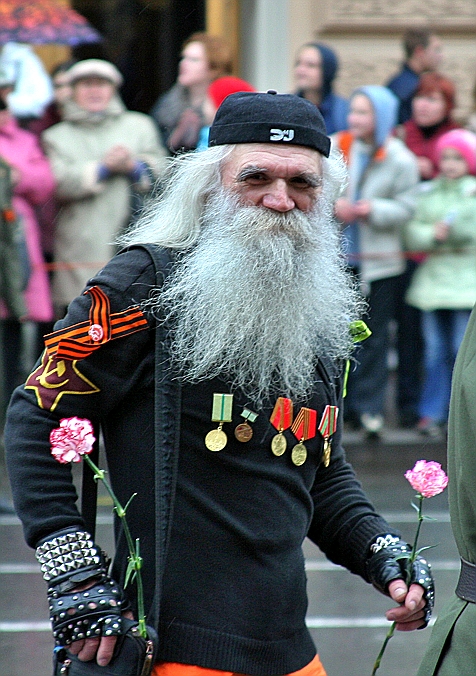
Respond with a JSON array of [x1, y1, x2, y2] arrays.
[[124, 558, 135, 588], [123, 493, 137, 514], [415, 544, 438, 556]]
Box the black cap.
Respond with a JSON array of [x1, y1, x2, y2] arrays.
[[208, 90, 331, 157]]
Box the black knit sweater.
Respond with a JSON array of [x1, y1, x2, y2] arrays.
[[5, 247, 397, 675]]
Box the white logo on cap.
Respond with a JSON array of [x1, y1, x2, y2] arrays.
[[270, 129, 295, 142]]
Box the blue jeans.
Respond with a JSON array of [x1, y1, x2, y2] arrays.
[[419, 309, 471, 423]]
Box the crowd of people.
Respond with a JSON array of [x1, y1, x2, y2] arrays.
[[1, 27, 472, 443]]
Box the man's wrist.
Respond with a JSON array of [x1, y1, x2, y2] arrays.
[[35, 529, 102, 582]]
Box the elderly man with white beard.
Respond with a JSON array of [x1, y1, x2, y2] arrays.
[[5, 91, 434, 676]]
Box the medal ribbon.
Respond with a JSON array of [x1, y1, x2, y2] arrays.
[[318, 405, 339, 439], [241, 408, 258, 423], [291, 407, 317, 442], [270, 397, 293, 432], [211, 393, 233, 422]]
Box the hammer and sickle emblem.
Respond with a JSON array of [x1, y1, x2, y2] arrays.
[[38, 358, 69, 389]]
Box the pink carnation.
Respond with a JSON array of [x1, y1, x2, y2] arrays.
[[404, 460, 448, 498], [50, 417, 96, 464]]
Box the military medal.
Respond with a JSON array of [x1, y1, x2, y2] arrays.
[[270, 397, 293, 456], [290, 407, 317, 466], [235, 407, 258, 442], [205, 393, 233, 451], [318, 405, 339, 467]]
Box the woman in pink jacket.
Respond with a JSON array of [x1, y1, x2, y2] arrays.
[[0, 98, 55, 410]]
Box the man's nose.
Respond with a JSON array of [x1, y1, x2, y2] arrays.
[[261, 180, 295, 212]]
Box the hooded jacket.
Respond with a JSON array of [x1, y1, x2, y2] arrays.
[[332, 85, 419, 283], [296, 43, 349, 135]]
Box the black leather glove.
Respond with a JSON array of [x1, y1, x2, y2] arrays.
[[366, 535, 434, 627], [36, 529, 128, 646]]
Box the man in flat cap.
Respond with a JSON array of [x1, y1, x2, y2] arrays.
[[5, 91, 433, 676]]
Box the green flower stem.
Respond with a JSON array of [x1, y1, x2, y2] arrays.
[[371, 493, 425, 675], [84, 454, 147, 639]]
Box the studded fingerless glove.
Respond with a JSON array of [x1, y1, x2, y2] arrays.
[[36, 529, 128, 646], [366, 534, 434, 627]]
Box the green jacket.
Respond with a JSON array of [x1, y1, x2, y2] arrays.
[[417, 306, 476, 675], [405, 175, 476, 311]]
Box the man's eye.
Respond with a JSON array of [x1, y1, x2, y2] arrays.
[[244, 173, 267, 184], [291, 178, 312, 188]]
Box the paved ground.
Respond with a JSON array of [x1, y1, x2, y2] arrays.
[[0, 428, 455, 676]]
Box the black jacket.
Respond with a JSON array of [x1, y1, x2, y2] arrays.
[[5, 246, 397, 675]]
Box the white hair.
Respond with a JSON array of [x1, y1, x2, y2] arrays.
[[118, 144, 348, 250]]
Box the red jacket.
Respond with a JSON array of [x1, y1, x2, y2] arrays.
[[396, 118, 460, 179]]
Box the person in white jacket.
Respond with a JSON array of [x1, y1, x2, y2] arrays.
[[332, 85, 419, 438]]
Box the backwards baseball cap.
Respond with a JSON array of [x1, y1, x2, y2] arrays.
[[208, 89, 330, 157]]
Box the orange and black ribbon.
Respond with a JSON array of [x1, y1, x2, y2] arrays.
[[44, 286, 148, 361], [291, 407, 317, 443]]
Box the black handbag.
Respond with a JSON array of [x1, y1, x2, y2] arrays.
[[52, 244, 180, 676], [52, 618, 158, 676]]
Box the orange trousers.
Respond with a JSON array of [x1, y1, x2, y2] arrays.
[[152, 654, 327, 676]]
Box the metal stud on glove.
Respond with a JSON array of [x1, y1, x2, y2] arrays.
[[366, 535, 434, 627]]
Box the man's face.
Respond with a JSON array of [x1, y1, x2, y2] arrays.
[[422, 36, 443, 71], [220, 143, 323, 214]]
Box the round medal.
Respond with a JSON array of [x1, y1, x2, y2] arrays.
[[205, 428, 228, 452], [271, 433, 287, 456], [235, 422, 253, 442], [291, 442, 307, 466]]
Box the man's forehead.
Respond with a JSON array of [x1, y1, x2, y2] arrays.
[[224, 143, 323, 174]]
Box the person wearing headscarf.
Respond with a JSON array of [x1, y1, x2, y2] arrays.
[[42, 59, 166, 315], [294, 42, 348, 135], [332, 85, 419, 438]]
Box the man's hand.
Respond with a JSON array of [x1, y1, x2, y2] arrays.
[[366, 535, 434, 630], [386, 580, 427, 631], [68, 610, 134, 666]]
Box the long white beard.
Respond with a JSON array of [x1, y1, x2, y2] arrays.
[[151, 189, 363, 406]]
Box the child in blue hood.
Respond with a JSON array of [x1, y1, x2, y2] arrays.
[[332, 85, 419, 438]]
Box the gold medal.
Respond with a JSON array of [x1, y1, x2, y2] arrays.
[[235, 407, 258, 443], [271, 432, 287, 456], [290, 407, 317, 467], [205, 426, 228, 452], [318, 406, 339, 467], [205, 393, 233, 452], [269, 398, 293, 456], [291, 442, 307, 466]]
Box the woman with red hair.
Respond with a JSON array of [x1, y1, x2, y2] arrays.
[[396, 72, 459, 180]]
